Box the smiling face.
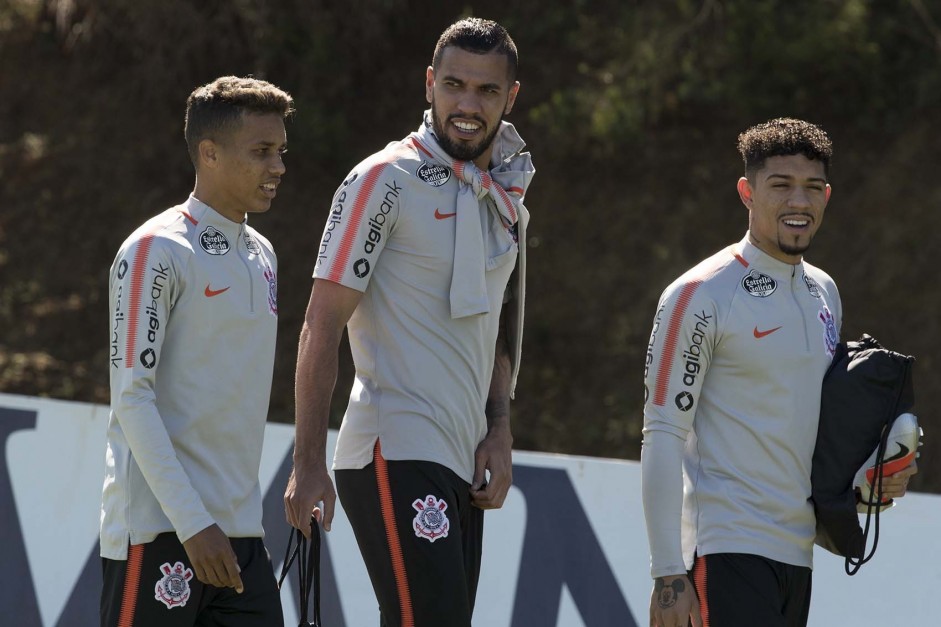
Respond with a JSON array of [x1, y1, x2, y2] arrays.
[[738, 154, 832, 264], [425, 46, 519, 169], [196, 111, 287, 222]]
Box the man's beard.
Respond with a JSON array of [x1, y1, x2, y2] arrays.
[[779, 235, 813, 257], [430, 98, 502, 163]]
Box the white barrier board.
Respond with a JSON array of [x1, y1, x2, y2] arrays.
[[0, 393, 935, 625]]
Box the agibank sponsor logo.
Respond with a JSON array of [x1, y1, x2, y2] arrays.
[[111, 258, 131, 368], [680, 310, 712, 388], [110, 284, 124, 369], [317, 172, 358, 269], [362, 180, 402, 256], [134, 262, 170, 370], [644, 305, 665, 381]]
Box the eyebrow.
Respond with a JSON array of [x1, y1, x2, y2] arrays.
[[765, 173, 827, 184], [440, 74, 503, 91]]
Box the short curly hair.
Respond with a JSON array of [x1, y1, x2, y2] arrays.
[[432, 17, 518, 82], [737, 118, 832, 180], [184, 76, 294, 167]]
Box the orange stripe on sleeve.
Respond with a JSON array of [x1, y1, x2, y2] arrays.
[[410, 137, 434, 159], [693, 555, 710, 627], [326, 165, 386, 283], [374, 442, 415, 627], [118, 543, 145, 627], [124, 235, 156, 366], [653, 280, 702, 406]]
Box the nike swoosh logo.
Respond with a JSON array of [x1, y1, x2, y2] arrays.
[[866, 442, 913, 484], [434, 208, 456, 220], [753, 326, 782, 339], [204, 284, 230, 297], [883, 443, 910, 465]]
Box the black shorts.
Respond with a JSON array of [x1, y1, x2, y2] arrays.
[[100, 533, 282, 627], [335, 442, 483, 627], [689, 553, 812, 627]]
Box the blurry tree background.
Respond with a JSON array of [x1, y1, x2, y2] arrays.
[[1, 0, 939, 491]]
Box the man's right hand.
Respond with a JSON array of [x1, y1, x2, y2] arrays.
[[649, 574, 702, 627], [284, 464, 336, 536], [182, 524, 243, 593]]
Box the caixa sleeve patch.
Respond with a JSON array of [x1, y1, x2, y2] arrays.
[[154, 561, 194, 609], [412, 494, 450, 542]]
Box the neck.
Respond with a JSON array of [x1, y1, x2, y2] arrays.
[[192, 178, 245, 224], [473, 145, 494, 170], [747, 232, 801, 265]]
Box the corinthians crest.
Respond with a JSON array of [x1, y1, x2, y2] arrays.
[[154, 561, 194, 609], [412, 494, 450, 542]]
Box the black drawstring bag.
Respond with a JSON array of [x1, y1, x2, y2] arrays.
[[278, 515, 322, 626], [810, 334, 914, 574]]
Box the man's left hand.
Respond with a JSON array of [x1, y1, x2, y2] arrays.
[[470, 426, 513, 509], [880, 461, 918, 500]]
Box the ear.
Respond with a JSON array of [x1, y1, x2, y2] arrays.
[[737, 176, 753, 208], [198, 139, 219, 171], [505, 81, 521, 115], [825, 183, 832, 203], [425, 65, 434, 104]]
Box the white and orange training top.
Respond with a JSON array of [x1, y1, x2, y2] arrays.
[[642, 235, 842, 577], [101, 196, 278, 560], [313, 133, 525, 483]]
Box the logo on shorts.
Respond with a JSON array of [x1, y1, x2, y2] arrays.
[[116, 259, 128, 280], [199, 227, 230, 255], [416, 162, 451, 187], [742, 270, 777, 297], [412, 494, 449, 542], [154, 561, 193, 609]]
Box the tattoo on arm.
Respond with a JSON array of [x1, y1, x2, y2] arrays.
[[654, 577, 686, 609], [485, 307, 512, 427]]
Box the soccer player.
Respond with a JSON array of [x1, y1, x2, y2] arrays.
[[284, 17, 534, 627], [100, 76, 291, 626], [641, 118, 917, 627]]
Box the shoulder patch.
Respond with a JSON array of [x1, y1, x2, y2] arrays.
[[416, 161, 451, 187], [199, 227, 230, 255], [803, 273, 821, 298], [742, 270, 776, 297], [244, 232, 261, 255]]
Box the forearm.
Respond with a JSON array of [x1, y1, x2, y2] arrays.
[[641, 427, 688, 578], [485, 312, 512, 433], [293, 322, 340, 469]]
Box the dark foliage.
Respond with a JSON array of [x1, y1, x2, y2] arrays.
[[2, 0, 939, 492]]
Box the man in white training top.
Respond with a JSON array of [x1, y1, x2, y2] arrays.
[[642, 118, 916, 627]]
